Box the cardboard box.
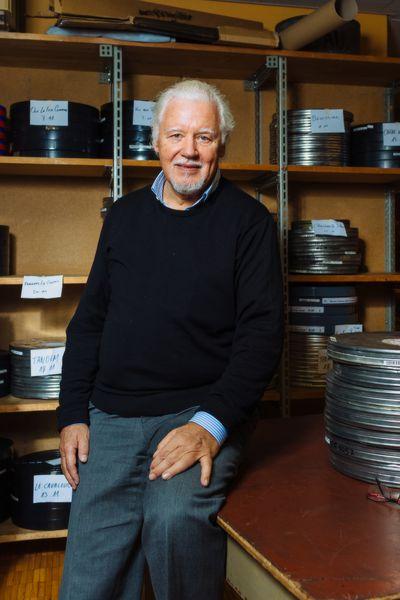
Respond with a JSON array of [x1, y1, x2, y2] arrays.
[[48, 0, 264, 30]]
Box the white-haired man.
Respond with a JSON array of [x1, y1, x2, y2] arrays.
[[58, 80, 283, 600]]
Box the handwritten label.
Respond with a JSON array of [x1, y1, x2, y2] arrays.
[[33, 474, 72, 503], [30, 347, 65, 377], [310, 109, 345, 133], [311, 220, 347, 237], [334, 324, 363, 334], [30, 101, 69, 126], [133, 100, 155, 126], [289, 325, 324, 333], [21, 276, 63, 299], [322, 296, 357, 305], [383, 122, 400, 147], [290, 306, 324, 314], [317, 349, 332, 374]]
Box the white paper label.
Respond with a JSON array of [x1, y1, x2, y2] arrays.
[[290, 306, 324, 314], [30, 347, 65, 377], [334, 324, 363, 334], [322, 296, 357, 305], [383, 122, 400, 146], [10, 349, 23, 355], [382, 338, 400, 347], [297, 297, 320, 304], [318, 349, 332, 374], [33, 474, 72, 503], [21, 276, 63, 299], [289, 325, 324, 333], [383, 359, 400, 367], [132, 100, 155, 126], [310, 109, 345, 134], [30, 101, 69, 126], [311, 220, 347, 237]]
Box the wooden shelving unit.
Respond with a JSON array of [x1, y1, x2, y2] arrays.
[[0, 396, 58, 413], [0, 275, 87, 285], [0, 519, 67, 544], [289, 273, 400, 284], [0, 32, 400, 85]]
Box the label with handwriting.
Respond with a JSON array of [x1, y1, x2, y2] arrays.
[[30, 101, 69, 126], [383, 123, 400, 146], [311, 220, 347, 237], [21, 276, 63, 299], [133, 100, 155, 126], [310, 109, 345, 133], [334, 324, 363, 334], [33, 474, 72, 504], [31, 347, 65, 377]]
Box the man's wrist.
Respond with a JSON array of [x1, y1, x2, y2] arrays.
[[189, 411, 228, 445]]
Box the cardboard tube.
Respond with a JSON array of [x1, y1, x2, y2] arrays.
[[279, 0, 358, 51]]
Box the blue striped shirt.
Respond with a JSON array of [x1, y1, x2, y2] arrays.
[[151, 170, 228, 445]]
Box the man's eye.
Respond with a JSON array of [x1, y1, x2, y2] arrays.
[[199, 135, 211, 143], [170, 133, 182, 139]]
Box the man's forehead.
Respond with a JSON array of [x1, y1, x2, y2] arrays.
[[162, 98, 219, 120]]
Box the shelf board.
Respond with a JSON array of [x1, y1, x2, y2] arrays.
[[0, 275, 87, 285], [290, 273, 400, 284], [286, 165, 400, 185], [0, 32, 399, 85], [0, 519, 67, 544], [0, 156, 274, 181], [0, 396, 58, 413], [290, 387, 325, 400], [0, 156, 112, 177]]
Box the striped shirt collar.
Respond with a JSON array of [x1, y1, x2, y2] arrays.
[[151, 169, 221, 210]]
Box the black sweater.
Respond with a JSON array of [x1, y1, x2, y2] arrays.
[[57, 177, 283, 432]]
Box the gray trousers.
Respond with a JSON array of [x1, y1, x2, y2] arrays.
[[58, 402, 253, 600]]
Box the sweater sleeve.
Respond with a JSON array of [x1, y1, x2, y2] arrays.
[[56, 206, 117, 431], [198, 212, 283, 432]]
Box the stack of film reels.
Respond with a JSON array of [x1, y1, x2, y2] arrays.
[[0, 104, 8, 155], [10, 339, 65, 399], [10, 101, 100, 158], [289, 219, 363, 274], [270, 108, 352, 166], [351, 122, 400, 168], [289, 286, 362, 387], [100, 100, 157, 160], [325, 333, 400, 487]]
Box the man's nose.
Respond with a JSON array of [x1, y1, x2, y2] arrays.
[[181, 135, 198, 157]]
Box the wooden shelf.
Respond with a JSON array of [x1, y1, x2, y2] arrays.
[[0, 275, 87, 285], [0, 519, 67, 544], [0, 156, 273, 181], [290, 387, 325, 401], [290, 273, 400, 284], [0, 32, 399, 85], [286, 165, 400, 185], [0, 396, 58, 413]]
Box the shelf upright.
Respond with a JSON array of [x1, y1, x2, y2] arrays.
[[245, 55, 290, 417], [99, 44, 123, 201], [383, 82, 399, 331]]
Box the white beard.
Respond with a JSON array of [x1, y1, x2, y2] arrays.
[[169, 173, 208, 196]]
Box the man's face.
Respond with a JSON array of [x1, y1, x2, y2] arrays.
[[153, 97, 224, 199]]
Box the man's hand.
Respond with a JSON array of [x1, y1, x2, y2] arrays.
[[59, 424, 90, 490], [149, 423, 220, 486]]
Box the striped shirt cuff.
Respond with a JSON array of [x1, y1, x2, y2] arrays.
[[189, 411, 228, 445]]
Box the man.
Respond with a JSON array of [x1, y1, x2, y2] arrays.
[[58, 79, 283, 600]]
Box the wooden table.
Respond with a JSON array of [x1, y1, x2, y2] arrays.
[[218, 415, 400, 600]]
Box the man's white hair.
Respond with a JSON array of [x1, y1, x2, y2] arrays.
[[151, 79, 235, 145]]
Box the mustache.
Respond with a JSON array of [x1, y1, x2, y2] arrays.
[[173, 161, 202, 168]]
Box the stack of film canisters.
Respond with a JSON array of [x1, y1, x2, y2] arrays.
[[0, 349, 10, 397], [325, 332, 400, 487], [10, 339, 65, 399], [351, 123, 400, 168], [289, 220, 362, 274], [0, 105, 9, 155], [289, 286, 361, 387], [0, 225, 10, 275], [10, 101, 100, 158], [10, 449, 71, 530], [270, 109, 353, 166], [0, 438, 13, 522], [100, 196, 113, 220], [100, 101, 157, 160]]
